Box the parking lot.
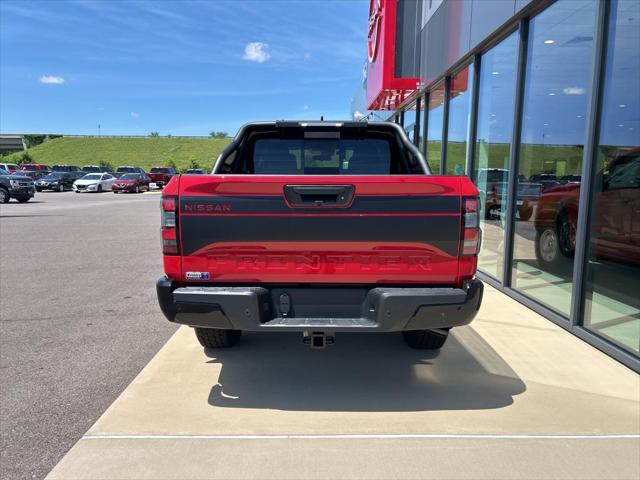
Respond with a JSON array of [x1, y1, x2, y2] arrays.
[[1, 191, 639, 480], [0, 191, 177, 479]]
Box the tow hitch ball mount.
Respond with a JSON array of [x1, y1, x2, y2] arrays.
[[302, 331, 335, 349]]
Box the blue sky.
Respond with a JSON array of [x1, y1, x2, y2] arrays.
[[0, 0, 368, 136]]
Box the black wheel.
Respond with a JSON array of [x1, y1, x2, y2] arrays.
[[97, 184, 102, 193], [402, 329, 449, 349], [486, 204, 501, 221], [16, 196, 30, 203], [135, 185, 140, 194], [194, 328, 242, 349], [535, 213, 575, 269], [557, 212, 576, 258], [36, 187, 43, 192], [0, 188, 9, 204], [58, 184, 64, 192]]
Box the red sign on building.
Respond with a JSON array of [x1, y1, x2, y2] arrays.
[[366, 0, 420, 111]]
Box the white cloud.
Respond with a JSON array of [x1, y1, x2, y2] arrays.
[[563, 87, 586, 95], [303, 105, 309, 110], [39, 75, 65, 84], [242, 42, 271, 63], [130, 111, 140, 118]]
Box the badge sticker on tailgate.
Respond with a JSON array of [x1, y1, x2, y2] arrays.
[[186, 271, 210, 280]]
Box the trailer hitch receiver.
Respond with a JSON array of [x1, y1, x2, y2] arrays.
[[303, 331, 335, 349]]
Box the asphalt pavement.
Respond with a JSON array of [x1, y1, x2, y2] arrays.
[[0, 191, 177, 480]]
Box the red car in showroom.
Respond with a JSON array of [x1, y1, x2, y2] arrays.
[[148, 166, 176, 189], [534, 148, 640, 268], [112, 173, 151, 193]]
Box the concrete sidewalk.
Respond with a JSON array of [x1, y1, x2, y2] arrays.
[[47, 285, 640, 479]]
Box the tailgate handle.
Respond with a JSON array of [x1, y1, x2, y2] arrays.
[[284, 185, 354, 208]]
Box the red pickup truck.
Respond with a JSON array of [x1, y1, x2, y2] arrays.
[[148, 166, 176, 188], [157, 121, 483, 350]]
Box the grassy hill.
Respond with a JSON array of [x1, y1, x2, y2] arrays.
[[3, 136, 231, 172]]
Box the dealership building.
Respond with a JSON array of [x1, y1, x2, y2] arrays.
[[355, 0, 639, 370]]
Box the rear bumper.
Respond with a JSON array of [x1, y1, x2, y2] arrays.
[[156, 277, 483, 332]]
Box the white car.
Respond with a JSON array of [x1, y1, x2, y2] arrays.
[[73, 173, 116, 193]]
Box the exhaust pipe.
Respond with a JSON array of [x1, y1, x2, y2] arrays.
[[303, 331, 335, 349]]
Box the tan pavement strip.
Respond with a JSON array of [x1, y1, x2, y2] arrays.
[[46, 284, 640, 479]]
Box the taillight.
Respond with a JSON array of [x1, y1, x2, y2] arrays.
[[161, 196, 179, 255], [461, 196, 481, 256]]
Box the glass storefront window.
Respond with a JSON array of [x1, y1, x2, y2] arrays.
[[419, 94, 427, 154], [446, 65, 473, 175], [583, 0, 640, 355], [403, 102, 417, 144], [426, 82, 445, 173], [473, 31, 518, 280], [512, 0, 597, 316]]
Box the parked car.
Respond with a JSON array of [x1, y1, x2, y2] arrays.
[[0, 163, 20, 173], [82, 165, 112, 173], [157, 120, 483, 351], [477, 168, 541, 221], [73, 173, 117, 193], [185, 168, 205, 174], [18, 163, 51, 180], [112, 173, 150, 193], [52, 165, 84, 180], [52, 165, 81, 173], [0, 168, 35, 203], [115, 166, 146, 175], [534, 148, 640, 268], [36, 172, 75, 192], [148, 166, 176, 188], [529, 173, 559, 191], [558, 174, 581, 184]]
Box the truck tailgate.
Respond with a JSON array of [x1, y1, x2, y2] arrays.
[[176, 175, 464, 284]]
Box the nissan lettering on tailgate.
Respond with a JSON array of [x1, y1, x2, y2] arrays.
[[157, 121, 483, 350]]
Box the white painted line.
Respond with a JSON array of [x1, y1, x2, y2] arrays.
[[83, 434, 640, 441]]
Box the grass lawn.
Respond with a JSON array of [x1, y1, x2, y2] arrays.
[[3, 136, 231, 172]]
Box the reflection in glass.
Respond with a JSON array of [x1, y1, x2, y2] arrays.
[[419, 94, 427, 154], [584, 0, 640, 355], [426, 82, 445, 173], [512, 0, 597, 316], [446, 65, 473, 175], [403, 102, 417, 144], [473, 32, 518, 280]]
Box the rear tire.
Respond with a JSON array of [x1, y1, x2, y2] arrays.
[[0, 188, 9, 203], [518, 205, 533, 221], [403, 329, 449, 349], [98, 185, 102, 193], [58, 184, 64, 192], [486, 204, 501, 221], [195, 327, 242, 349], [16, 196, 30, 203], [535, 212, 574, 270]]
